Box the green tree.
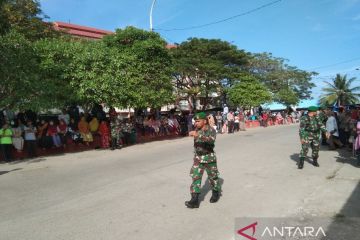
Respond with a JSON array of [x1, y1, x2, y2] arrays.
[[0, 0, 57, 40], [70, 27, 174, 109], [0, 31, 78, 111], [273, 87, 299, 106], [248, 52, 316, 105], [228, 75, 272, 108], [319, 74, 360, 106], [0, 30, 41, 110], [34, 37, 84, 109], [170, 38, 249, 110]]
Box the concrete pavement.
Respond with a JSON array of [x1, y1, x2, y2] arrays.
[[0, 124, 359, 240]]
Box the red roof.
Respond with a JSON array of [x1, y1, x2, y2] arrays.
[[166, 44, 177, 49], [53, 21, 176, 49], [53, 21, 113, 40]]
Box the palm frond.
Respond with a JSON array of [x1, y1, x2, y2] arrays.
[[323, 81, 336, 89], [350, 86, 360, 91], [345, 77, 357, 88]]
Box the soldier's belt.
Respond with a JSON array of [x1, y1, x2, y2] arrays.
[[305, 130, 320, 133], [195, 150, 214, 156]]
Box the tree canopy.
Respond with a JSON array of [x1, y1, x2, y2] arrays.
[[95, 27, 174, 108], [0, 1, 319, 112], [0, 30, 40, 109], [248, 52, 317, 106], [0, 0, 57, 40], [170, 38, 249, 110], [228, 75, 272, 107]]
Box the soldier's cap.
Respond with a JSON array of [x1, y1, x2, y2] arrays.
[[194, 112, 207, 120], [308, 106, 319, 112]]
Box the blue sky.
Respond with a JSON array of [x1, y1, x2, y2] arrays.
[[39, 0, 360, 108]]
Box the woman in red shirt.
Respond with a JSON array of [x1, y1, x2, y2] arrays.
[[99, 120, 110, 149], [47, 120, 62, 147]]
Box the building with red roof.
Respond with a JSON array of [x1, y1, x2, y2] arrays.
[[53, 21, 113, 40], [53, 22, 176, 50]]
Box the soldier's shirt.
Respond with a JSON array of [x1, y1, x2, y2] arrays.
[[299, 115, 327, 140], [194, 126, 217, 163]]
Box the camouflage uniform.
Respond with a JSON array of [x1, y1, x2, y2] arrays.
[[190, 125, 221, 194], [110, 120, 120, 149], [299, 115, 327, 160]]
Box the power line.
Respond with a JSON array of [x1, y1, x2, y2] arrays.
[[308, 57, 360, 71], [154, 0, 283, 32]]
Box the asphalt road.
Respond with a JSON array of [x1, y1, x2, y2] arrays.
[[0, 124, 359, 240]]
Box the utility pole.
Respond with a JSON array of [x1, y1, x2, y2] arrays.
[[150, 0, 157, 31]]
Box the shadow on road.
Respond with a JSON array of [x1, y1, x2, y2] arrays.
[[0, 168, 22, 176], [321, 181, 360, 240], [334, 148, 360, 168], [289, 145, 358, 168], [199, 178, 224, 202], [290, 153, 313, 166], [7, 158, 48, 165]]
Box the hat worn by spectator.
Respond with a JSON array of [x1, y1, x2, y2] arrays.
[[194, 112, 207, 120], [308, 106, 318, 112]]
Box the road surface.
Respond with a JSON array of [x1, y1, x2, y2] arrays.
[[0, 124, 359, 240]]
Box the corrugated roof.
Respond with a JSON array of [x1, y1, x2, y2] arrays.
[[53, 21, 113, 39]]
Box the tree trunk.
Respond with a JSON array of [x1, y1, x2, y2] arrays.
[[189, 95, 196, 111]]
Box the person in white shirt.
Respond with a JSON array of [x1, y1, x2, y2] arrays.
[[24, 120, 37, 158], [326, 111, 343, 150], [12, 120, 24, 152], [223, 104, 229, 115], [58, 109, 70, 125]]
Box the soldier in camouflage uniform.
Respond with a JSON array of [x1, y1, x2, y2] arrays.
[[185, 112, 221, 208], [110, 119, 120, 150], [298, 106, 329, 169]]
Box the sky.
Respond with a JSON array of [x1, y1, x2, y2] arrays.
[[39, 0, 360, 108]]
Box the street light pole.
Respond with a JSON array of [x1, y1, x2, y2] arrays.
[[150, 0, 157, 31]]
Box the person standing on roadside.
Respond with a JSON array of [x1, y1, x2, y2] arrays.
[[0, 122, 14, 162], [24, 120, 37, 158]]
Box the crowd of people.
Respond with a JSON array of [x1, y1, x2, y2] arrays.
[[0, 106, 195, 162], [2, 104, 348, 163], [317, 107, 360, 165]]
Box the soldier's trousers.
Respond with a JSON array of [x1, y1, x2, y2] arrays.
[[300, 137, 320, 159], [190, 159, 221, 194]]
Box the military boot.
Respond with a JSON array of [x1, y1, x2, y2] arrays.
[[210, 190, 220, 203], [298, 157, 305, 169], [185, 193, 200, 208], [313, 158, 320, 167]]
